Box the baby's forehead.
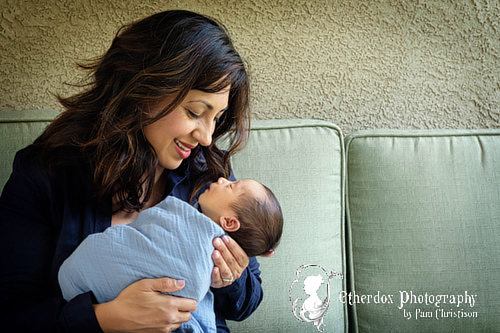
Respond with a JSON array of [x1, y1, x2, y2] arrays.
[[240, 178, 261, 187], [240, 179, 262, 189], [240, 179, 267, 198]]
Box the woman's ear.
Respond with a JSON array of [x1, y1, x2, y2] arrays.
[[219, 216, 240, 232]]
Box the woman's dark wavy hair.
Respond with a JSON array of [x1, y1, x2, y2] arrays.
[[34, 10, 250, 213]]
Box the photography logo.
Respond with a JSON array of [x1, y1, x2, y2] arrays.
[[289, 264, 343, 332]]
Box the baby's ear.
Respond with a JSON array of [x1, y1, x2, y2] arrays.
[[219, 216, 240, 232]]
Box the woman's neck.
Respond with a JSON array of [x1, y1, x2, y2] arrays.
[[148, 166, 167, 208], [111, 166, 167, 226]]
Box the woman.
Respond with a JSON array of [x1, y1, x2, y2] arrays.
[[0, 10, 265, 333]]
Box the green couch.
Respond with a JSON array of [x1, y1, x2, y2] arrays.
[[1, 110, 499, 332]]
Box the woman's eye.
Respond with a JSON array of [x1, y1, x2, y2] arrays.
[[188, 110, 200, 119]]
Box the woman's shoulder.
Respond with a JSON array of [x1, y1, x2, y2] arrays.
[[15, 144, 88, 174], [10, 145, 50, 183], [10, 145, 92, 195]]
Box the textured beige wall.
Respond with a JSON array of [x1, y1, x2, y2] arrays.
[[1, 0, 499, 133]]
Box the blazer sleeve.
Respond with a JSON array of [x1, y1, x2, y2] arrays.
[[0, 148, 103, 333], [211, 256, 263, 322]]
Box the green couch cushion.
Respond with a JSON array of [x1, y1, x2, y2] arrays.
[[228, 119, 347, 333], [345, 129, 500, 332], [0, 110, 59, 192]]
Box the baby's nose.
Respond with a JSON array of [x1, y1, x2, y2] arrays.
[[217, 177, 228, 184]]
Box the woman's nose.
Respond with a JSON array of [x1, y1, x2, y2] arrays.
[[193, 120, 214, 147]]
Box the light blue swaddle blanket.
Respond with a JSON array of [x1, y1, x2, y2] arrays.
[[58, 196, 225, 333]]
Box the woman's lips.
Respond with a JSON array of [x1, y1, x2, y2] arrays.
[[174, 139, 195, 159]]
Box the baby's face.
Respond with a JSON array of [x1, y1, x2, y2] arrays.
[[198, 178, 266, 224]]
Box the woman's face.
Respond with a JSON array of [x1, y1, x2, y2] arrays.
[[143, 88, 230, 170]]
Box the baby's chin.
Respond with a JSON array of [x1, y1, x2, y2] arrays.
[[197, 200, 218, 225], [197, 194, 207, 210]]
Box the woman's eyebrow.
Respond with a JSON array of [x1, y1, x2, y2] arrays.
[[187, 100, 228, 113], [187, 100, 213, 110]]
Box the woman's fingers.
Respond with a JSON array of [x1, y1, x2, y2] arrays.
[[211, 236, 249, 288], [221, 235, 249, 268], [146, 277, 186, 293], [95, 277, 197, 333]]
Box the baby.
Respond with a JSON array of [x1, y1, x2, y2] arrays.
[[58, 177, 283, 333]]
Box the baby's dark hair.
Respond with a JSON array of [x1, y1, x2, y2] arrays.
[[228, 184, 283, 257]]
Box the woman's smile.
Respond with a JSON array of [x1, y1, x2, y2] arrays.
[[174, 139, 195, 159]]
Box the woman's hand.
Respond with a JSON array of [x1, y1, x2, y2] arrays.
[[211, 235, 249, 288], [94, 277, 197, 333]]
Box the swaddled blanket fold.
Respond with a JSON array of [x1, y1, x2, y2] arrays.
[[58, 196, 225, 333]]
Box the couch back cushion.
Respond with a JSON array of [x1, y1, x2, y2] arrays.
[[345, 129, 500, 332], [228, 119, 347, 332], [0, 110, 59, 192]]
